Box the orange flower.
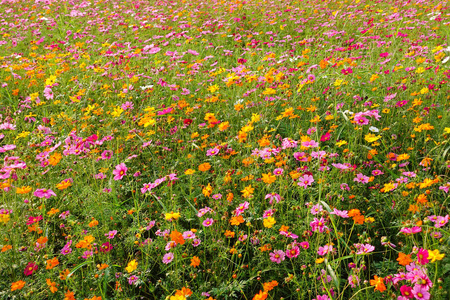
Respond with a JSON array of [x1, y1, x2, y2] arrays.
[[348, 209, 361, 217], [88, 219, 99, 228], [37, 236, 48, 244], [263, 280, 278, 292], [353, 214, 365, 225], [227, 192, 234, 202], [230, 215, 245, 225], [97, 263, 109, 270], [1, 244, 12, 252], [408, 204, 419, 214], [190, 256, 200, 267], [198, 163, 211, 172], [11, 280, 26, 291], [46, 278, 58, 293], [175, 287, 193, 297], [397, 253, 412, 266], [170, 229, 185, 245], [252, 290, 268, 300], [224, 230, 235, 238], [416, 194, 427, 204], [370, 275, 386, 292], [59, 269, 70, 280], [64, 290, 76, 300], [46, 257, 60, 270]]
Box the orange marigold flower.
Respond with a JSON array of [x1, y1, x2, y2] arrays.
[[88, 219, 99, 228], [46, 278, 58, 293], [2, 244, 12, 252], [397, 252, 412, 266], [11, 280, 26, 291], [175, 287, 193, 297], [230, 215, 245, 226], [353, 214, 365, 225], [190, 256, 200, 268], [224, 230, 235, 238], [46, 257, 59, 270], [170, 229, 185, 245], [263, 280, 278, 292], [64, 290, 76, 300], [198, 163, 211, 172], [252, 290, 268, 300], [348, 209, 361, 217], [370, 275, 386, 292]]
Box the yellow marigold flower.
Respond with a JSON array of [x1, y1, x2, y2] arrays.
[[263, 217, 276, 228], [241, 185, 254, 198], [16, 186, 32, 194], [428, 249, 445, 263], [184, 169, 195, 175], [365, 133, 381, 143], [261, 173, 276, 184], [165, 211, 180, 221], [125, 259, 138, 273]]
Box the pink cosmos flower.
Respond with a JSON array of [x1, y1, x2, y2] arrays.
[[235, 201, 249, 216], [310, 217, 328, 233], [265, 193, 281, 204], [105, 230, 117, 239], [206, 147, 220, 156], [202, 218, 214, 227], [310, 204, 323, 215], [317, 244, 333, 256], [355, 243, 375, 255], [34, 188, 56, 199], [348, 275, 359, 288], [297, 174, 314, 189], [269, 250, 285, 264], [113, 163, 127, 180], [162, 252, 174, 264], [412, 285, 430, 300]]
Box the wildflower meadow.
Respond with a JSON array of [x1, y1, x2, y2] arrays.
[[1, 0, 450, 299]]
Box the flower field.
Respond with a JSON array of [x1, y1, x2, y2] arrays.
[[1, 0, 450, 299]]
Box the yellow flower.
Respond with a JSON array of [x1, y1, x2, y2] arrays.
[[263, 217, 276, 228], [165, 212, 181, 221], [241, 185, 254, 198], [125, 259, 138, 273], [16, 186, 32, 194], [370, 74, 379, 82], [316, 258, 324, 264], [261, 173, 276, 184], [364, 133, 381, 143], [184, 169, 195, 175], [428, 249, 445, 263]]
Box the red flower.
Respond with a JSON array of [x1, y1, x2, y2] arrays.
[[183, 119, 193, 126], [24, 262, 38, 276]]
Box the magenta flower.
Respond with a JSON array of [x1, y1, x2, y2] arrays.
[[113, 163, 127, 180], [269, 250, 285, 264], [24, 262, 38, 276], [34, 188, 56, 199], [202, 218, 214, 227], [417, 248, 429, 265], [286, 246, 300, 259], [299, 241, 310, 250], [128, 275, 139, 285], [100, 242, 113, 253], [206, 147, 220, 156], [400, 285, 413, 298], [26, 215, 43, 225]]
